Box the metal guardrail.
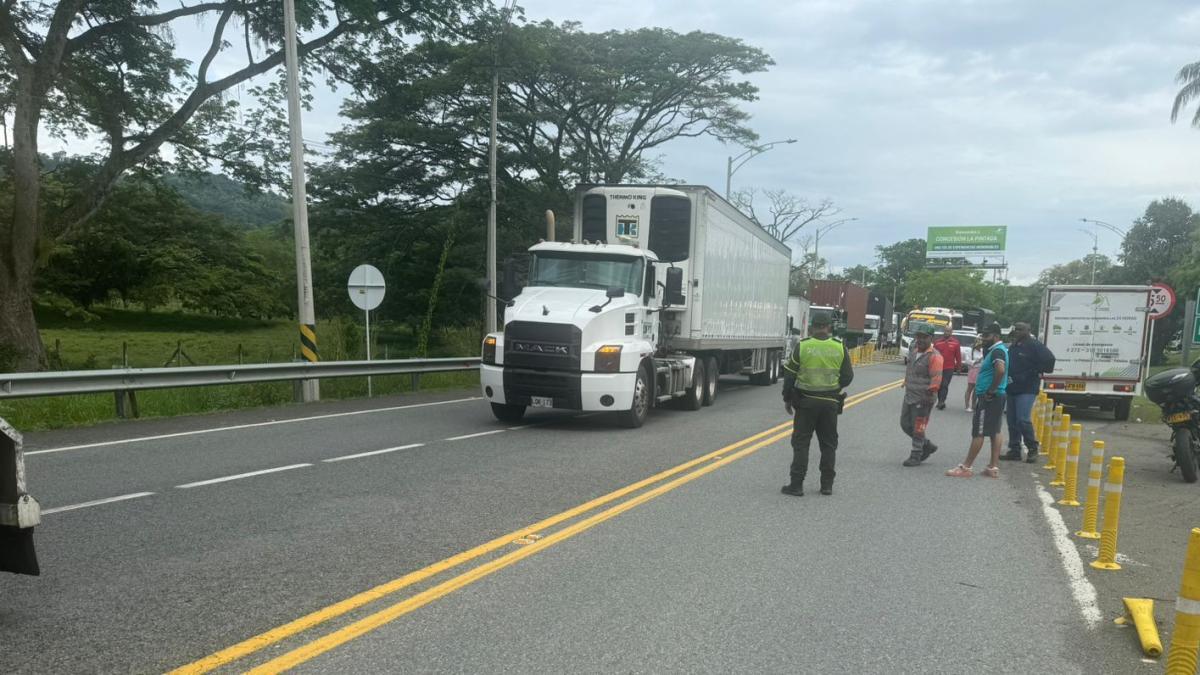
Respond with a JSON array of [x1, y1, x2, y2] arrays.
[[0, 357, 481, 399]]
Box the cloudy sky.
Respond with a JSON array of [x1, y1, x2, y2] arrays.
[[45, 0, 1200, 283], [503, 0, 1200, 282]]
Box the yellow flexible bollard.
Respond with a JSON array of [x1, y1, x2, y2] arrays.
[[1045, 406, 1063, 471], [1118, 598, 1162, 658], [1039, 395, 1053, 455], [1166, 528, 1200, 673], [1051, 413, 1070, 487], [1058, 423, 1082, 505], [1091, 456, 1125, 571], [1032, 398, 1045, 454], [1076, 440, 1105, 539]]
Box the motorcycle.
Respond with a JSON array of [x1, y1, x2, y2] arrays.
[[1144, 360, 1200, 483]]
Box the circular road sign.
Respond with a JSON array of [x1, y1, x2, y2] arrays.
[[1149, 282, 1175, 321], [348, 264, 386, 311]]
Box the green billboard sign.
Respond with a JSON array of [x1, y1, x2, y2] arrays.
[[926, 226, 1007, 257]]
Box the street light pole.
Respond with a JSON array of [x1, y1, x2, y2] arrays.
[[812, 217, 858, 270], [283, 0, 318, 401], [1077, 228, 1099, 284], [725, 138, 797, 199]]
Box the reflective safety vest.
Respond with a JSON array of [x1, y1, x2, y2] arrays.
[[786, 337, 845, 392]]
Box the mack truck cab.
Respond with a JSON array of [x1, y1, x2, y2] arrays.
[[481, 185, 791, 428]]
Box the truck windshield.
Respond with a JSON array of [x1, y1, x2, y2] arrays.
[[865, 318, 880, 329], [529, 252, 644, 295]]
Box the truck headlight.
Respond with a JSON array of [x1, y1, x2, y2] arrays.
[[483, 336, 497, 365], [595, 345, 622, 372]]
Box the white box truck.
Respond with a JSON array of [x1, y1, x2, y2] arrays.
[[1039, 285, 1153, 421], [480, 184, 791, 427]]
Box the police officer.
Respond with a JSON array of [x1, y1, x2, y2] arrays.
[[781, 314, 854, 496]]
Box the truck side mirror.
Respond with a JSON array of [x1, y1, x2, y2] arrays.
[[502, 264, 518, 299], [645, 265, 656, 299], [606, 286, 625, 299], [664, 267, 685, 306]]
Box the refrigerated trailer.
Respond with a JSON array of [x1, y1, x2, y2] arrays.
[[1039, 285, 1153, 421], [480, 184, 791, 427]]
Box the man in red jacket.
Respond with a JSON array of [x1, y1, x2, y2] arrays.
[[932, 325, 962, 410]]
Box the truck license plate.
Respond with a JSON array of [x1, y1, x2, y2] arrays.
[[1066, 382, 1086, 392], [1166, 411, 1191, 424], [531, 396, 554, 408]]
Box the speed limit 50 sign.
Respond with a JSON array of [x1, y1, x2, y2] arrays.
[[1149, 283, 1175, 321]]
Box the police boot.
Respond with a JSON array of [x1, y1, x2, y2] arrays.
[[819, 480, 833, 496], [781, 481, 804, 497], [902, 450, 924, 467]]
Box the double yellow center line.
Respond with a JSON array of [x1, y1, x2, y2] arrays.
[[172, 378, 903, 674]]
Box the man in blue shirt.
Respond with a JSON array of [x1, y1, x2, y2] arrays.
[[1001, 322, 1056, 463], [946, 323, 1009, 479]]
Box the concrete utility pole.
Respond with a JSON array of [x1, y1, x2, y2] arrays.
[[485, 2, 516, 334], [283, 0, 319, 401]]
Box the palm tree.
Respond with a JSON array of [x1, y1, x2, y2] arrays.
[[1172, 61, 1200, 126]]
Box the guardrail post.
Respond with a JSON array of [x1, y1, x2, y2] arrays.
[[0, 417, 40, 575]]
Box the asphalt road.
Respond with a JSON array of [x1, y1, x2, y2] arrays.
[[0, 363, 1148, 673]]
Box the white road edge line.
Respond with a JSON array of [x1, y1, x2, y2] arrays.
[[176, 463, 312, 489], [322, 444, 425, 463], [1036, 483, 1102, 629], [28, 397, 482, 456], [444, 429, 507, 442], [41, 492, 156, 515]]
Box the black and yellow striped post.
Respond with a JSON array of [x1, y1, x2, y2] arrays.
[[297, 323, 319, 402], [299, 323, 319, 364]]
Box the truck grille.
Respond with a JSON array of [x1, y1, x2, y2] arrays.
[[504, 368, 583, 409], [504, 321, 582, 371]]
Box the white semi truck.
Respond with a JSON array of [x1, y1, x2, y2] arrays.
[[480, 184, 791, 427], [1039, 285, 1153, 421]]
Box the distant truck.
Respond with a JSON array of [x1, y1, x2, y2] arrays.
[[808, 279, 867, 335], [481, 184, 791, 427], [863, 314, 882, 344], [1039, 285, 1153, 421]]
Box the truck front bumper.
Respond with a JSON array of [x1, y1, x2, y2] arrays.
[[481, 364, 636, 412]]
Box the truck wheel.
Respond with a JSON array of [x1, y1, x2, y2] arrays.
[[702, 356, 720, 406], [681, 360, 704, 411], [1114, 398, 1132, 421], [770, 353, 781, 384], [1175, 429, 1198, 483], [619, 366, 651, 428], [490, 403, 526, 423]]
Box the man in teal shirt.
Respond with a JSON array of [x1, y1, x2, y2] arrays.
[[946, 323, 1008, 479]]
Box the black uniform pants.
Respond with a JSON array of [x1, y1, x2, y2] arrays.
[[790, 397, 839, 487], [936, 369, 954, 405]]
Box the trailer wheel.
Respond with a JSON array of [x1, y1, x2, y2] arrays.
[[1114, 398, 1132, 421], [770, 353, 781, 384], [702, 356, 720, 406], [619, 366, 651, 428]]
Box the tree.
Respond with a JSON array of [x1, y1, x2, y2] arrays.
[[1172, 59, 1200, 128], [327, 16, 771, 203], [732, 188, 838, 244], [0, 0, 475, 371], [1037, 254, 1116, 286], [903, 270, 995, 310], [875, 238, 928, 309], [1118, 198, 1200, 363]]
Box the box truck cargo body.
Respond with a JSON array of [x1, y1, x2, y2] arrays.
[[1039, 285, 1152, 421], [481, 185, 791, 427]]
